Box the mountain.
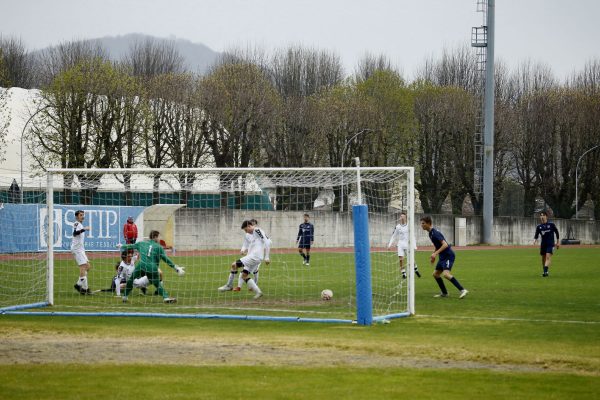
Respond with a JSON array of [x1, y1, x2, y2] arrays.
[[36, 33, 221, 75]]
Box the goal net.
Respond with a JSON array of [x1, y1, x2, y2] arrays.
[[0, 167, 415, 323]]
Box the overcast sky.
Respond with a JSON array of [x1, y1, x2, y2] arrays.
[[2, 0, 600, 79]]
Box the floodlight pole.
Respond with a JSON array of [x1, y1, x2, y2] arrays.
[[482, 0, 495, 244], [575, 144, 600, 219], [341, 129, 372, 212]]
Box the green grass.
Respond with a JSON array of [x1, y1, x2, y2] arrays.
[[1, 365, 597, 400], [1, 247, 599, 399]]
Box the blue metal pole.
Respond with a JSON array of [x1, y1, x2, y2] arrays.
[[353, 204, 372, 325]]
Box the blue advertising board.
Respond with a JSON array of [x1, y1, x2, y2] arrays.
[[0, 204, 145, 253]]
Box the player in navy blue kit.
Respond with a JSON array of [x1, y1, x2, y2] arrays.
[[296, 214, 314, 266], [420, 216, 468, 299], [533, 211, 560, 277]]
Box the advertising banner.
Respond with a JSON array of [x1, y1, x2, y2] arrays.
[[0, 204, 145, 253]]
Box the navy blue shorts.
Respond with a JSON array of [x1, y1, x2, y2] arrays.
[[540, 246, 554, 255], [435, 254, 455, 271], [298, 243, 311, 250]]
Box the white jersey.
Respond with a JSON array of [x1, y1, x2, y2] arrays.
[[388, 224, 409, 249], [71, 221, 87, 252], [117, 255, 138, 280], [241, 233, 252, 254], [247, 227, 271, 262]]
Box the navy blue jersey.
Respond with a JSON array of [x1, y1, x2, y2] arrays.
[[428, 228, 454, 258], [534, 222, 559, 247], [297, 222, 314, 244]]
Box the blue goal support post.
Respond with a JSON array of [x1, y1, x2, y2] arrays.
[[0, 167, 415, 324]]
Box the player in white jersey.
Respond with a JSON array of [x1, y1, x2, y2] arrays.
[[71, 210, 93, 294], [219, 220, 271, 299], [107, 249, 138, 296], [387, 212, 421, 280], [100, 249, 160, 295], [236, 218, 261, 289]]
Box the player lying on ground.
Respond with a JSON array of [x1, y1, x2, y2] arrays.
[[100, 249, 163, 296], [219, 219, 271, 299], [420, 216, 468, 299], [117, 230, 185, 304]]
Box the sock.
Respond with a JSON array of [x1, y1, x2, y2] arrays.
[[449, 277, 464, 291], [114, 277, 121, 295], [543, 266, 549, 274], [300, 252, 307, 261], [226, 271, 237, 287], [306, 255, 310, 263], [253, 271, 259, 284], [247, 278, 260, 293], [237, 273, 244, 288], [435, 277, 447, 294], [156, 280, 168, 298], [401, 268, 406, 277], [79, 276, 88, 290]]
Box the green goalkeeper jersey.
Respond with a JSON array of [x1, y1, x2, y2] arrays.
[[122, 240, 175, 272]]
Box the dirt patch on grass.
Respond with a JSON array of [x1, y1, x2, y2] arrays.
[[0, 329, 572, 374]]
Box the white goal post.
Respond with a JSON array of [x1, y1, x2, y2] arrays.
[[0, 166, 415, 324]]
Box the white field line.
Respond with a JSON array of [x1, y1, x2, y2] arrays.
[[417, 314, 600, 325]]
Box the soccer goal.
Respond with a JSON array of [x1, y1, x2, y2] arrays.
[[0, 166, 415, 324]]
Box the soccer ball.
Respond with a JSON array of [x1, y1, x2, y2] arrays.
[[321, 289, 333, 300]]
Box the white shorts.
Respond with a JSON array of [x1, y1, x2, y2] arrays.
[[72, 250, 89, 266], [240, 255, 262, 274], [397, 242, 409, 257]]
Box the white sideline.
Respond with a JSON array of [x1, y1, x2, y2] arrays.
[[417, 314, 600, 325]]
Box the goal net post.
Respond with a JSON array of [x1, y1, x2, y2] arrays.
[[0, 167, 415, 323]]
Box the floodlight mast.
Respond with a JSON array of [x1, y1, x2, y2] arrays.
[[472, 0, 495, 244], [482, 0, 495, 244]]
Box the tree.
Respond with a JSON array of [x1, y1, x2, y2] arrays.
[[0, 53, 10, 164], [571, 59, 600, 219], [508, 61, 556, 216], [89, 61, 148, 204], [124, 37, 185, 80], [28, 57, 142, 203], [414, 46, 482, 214], [161, 73, 211, 204], [270, 45, 344, 98], [416, 45, 479, 94], [201, 59, 279, 207], [413, 84, 476, 213], [35, 40, 107, 87], [491, 60, 515, 215], [356, 69, 416, 168], [262, 46, 344, 168], [0, 36, 35, 88], [354, 53, 395, 83]]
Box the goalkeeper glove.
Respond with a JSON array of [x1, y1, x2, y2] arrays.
[[174, 265, 185, 277]]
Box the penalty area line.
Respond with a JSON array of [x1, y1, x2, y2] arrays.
[[416, 314, 600, 325]]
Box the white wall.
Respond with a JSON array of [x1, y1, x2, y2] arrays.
[[173, 210, 600, 250]]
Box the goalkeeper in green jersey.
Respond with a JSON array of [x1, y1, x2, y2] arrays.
[[118, 230, 185, 303]]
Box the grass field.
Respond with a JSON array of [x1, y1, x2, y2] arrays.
[[1, 247, 599, 399], [2, 249, 400, 318]]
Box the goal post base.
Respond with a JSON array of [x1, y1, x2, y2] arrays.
[[372, 312, 411, 322], [0, 302, 50, 314], [0, 309, 354, 324]]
